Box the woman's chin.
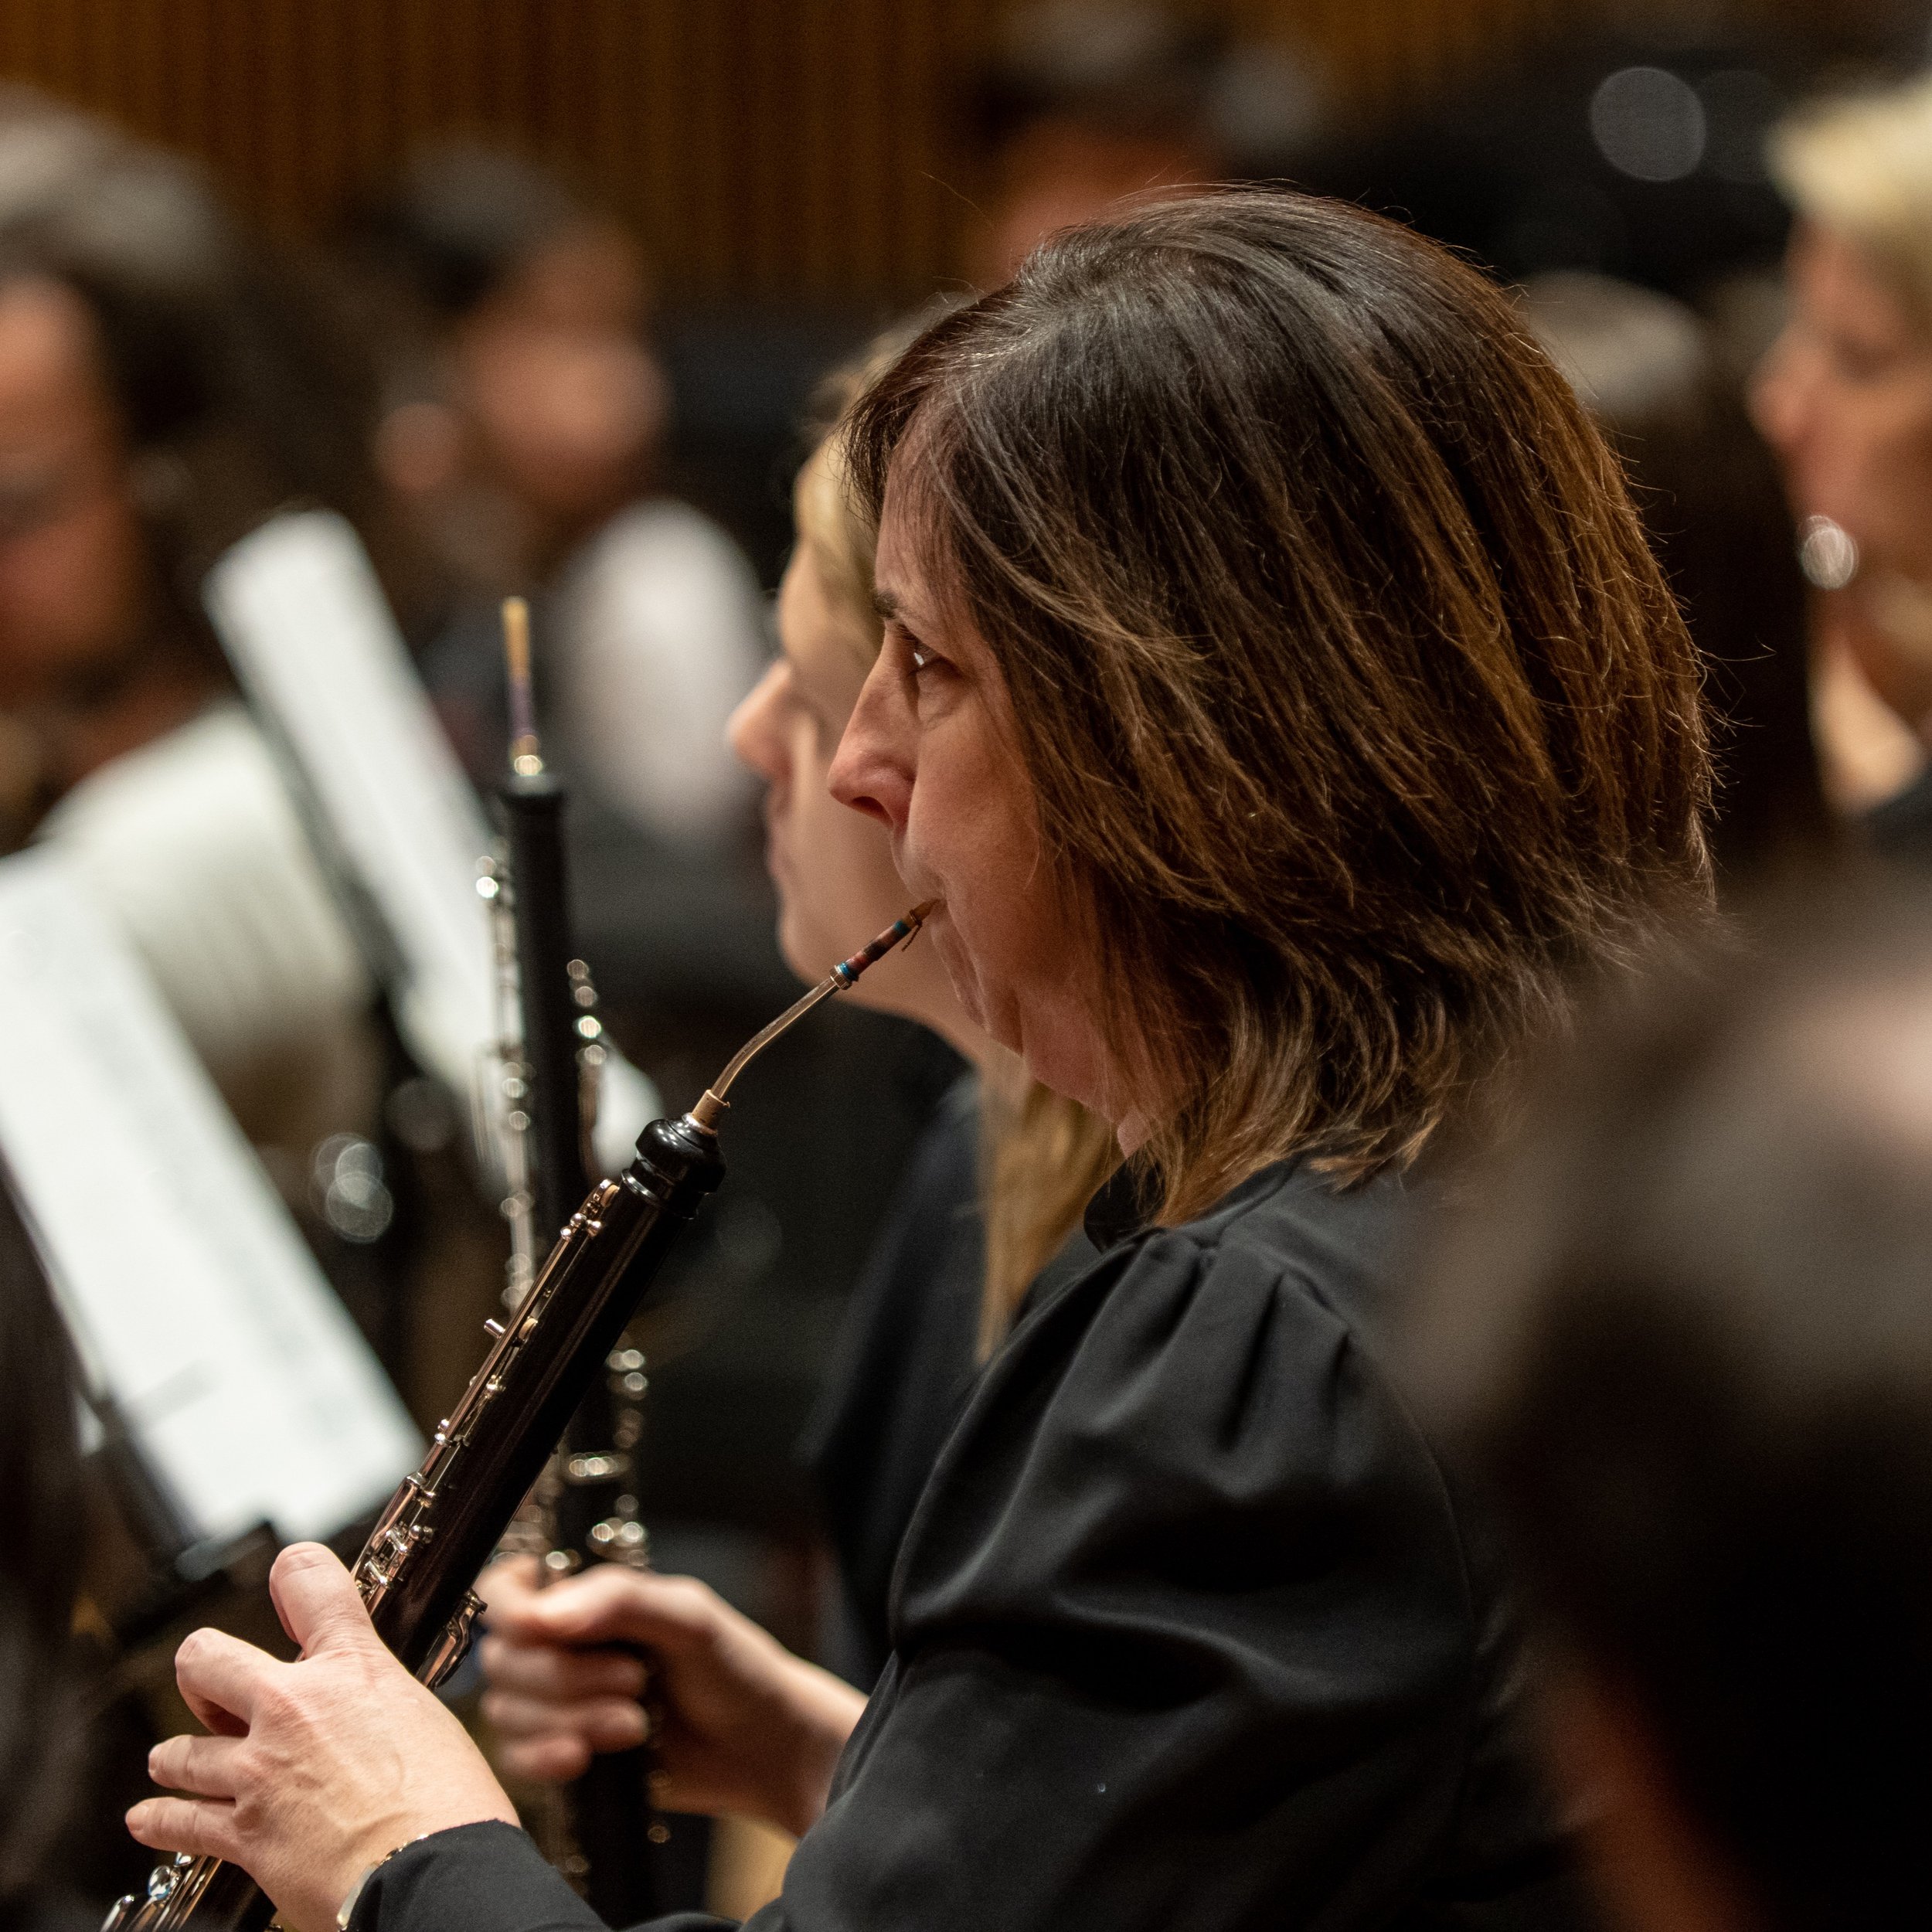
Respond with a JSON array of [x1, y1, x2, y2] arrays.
[[927, 920, 992, 1032]]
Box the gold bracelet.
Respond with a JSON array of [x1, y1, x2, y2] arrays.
[[335, 1834, 432, 1932]]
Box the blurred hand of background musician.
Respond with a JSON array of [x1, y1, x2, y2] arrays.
[[477, 1556, 864, 1842]]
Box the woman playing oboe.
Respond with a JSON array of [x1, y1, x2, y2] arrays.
[[130, 190, 1709, 1932]]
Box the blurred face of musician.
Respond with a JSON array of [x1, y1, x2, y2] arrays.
[[975, 117, 1216, 288], [1754, 223, 1932, 583], [0, 275, 148, 706], [829, 462, 1117, 1127], [729, 479, 977, 1056], [450, 220, 668, 543], [1753, 223, 1932, 736]]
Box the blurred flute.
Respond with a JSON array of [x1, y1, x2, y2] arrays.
[[105, 882, 934, 1923]]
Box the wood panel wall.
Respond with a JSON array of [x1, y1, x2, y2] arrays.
[[0, 0, 1846, 301]]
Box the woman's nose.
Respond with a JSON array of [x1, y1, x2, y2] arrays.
[[726, 659, 788, 780], [1750, 328, 1815, 457], [829, 658, 913, 830]]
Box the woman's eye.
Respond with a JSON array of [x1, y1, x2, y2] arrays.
[[889, 621, 951, 689], [1832, 334, 1903, 383]]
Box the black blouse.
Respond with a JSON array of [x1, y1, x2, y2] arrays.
[[799, 1075, 988, 1689], [801, 1075, 1100, 1687], [359, 1159, 1587, 1932]]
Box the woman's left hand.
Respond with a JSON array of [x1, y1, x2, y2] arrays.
[[128, 1542, 520, 1932]]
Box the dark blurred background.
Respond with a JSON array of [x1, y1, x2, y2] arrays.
[[2, 0, 1917, 585], [0, 1, 1902, 299]]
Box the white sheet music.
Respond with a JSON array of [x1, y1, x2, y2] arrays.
[[202, 512, 500, 1129], [202, 510, 655, 1185], [0, 852, 421, 1546]]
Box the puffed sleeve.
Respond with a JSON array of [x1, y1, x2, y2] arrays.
[[755, 1209, 1573, 1932]]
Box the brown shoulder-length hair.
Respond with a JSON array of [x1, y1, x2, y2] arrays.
[[842, 190, 1713, 1225]]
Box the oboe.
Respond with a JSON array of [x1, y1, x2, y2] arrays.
[[493, 597, 666, 1920], [106, 903, 935, 1932]]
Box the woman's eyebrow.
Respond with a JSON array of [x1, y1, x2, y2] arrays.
[[876, 580, 948, 639]]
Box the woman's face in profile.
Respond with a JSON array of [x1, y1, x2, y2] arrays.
[[1753, 221, 1932, 583], [727, 522, 917, 989], [832, 468, 1113, 1123]]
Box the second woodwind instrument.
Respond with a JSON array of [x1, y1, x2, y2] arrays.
[[493, 597, 666, 1919], [105, 903, 935, 1932]]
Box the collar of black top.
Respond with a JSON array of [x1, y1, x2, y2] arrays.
[[1083, 1162, 1156, 1251]]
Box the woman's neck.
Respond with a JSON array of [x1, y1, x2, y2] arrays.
[[859, 948, 1002, 1077], [911, 999, 1002, 1077]]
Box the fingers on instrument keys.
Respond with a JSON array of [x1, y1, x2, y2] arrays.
[[489, 1726, 594, 1785], [148, 1730, 247, 1801], [267, 1541, 379, 1655], [125, 1792, 239, 1864], [172, 1624, 275, 1736], [476, 1554, 543, 1616], [488, 1563, 717, 1655]]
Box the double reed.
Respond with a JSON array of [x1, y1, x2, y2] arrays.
[[107, 905, 934, 1932]]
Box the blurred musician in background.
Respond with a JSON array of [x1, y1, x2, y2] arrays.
[[1521, 272, 1832, 886], [481, 323, 1115, 1737], [0, 91, 396, 1170], [1752, 73, 1932, 855], [763, 332, 1111, 1685], [1407, 892, 1932, 1932], [343, 146, 767, 854], [341, 151, 968, 1627], [964, 0, 1325, 286], [134, 191, 1708, 1932]]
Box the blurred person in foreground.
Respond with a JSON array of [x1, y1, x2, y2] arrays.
[[480, 324, 1114, 1730], [1522, 273, 1831, 884], [1406, 890, 1932, 1931], [0, 92, 387, 1161], [1752, 73, 1932, 851], [345, 146, 766, 852]]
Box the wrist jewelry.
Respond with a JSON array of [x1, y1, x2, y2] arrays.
[[336, 1835, 432, 1932]]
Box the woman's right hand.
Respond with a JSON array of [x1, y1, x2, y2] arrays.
[[475, 1557, 867, 1839]]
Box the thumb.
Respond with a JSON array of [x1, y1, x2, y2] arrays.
[[270, 1543, 377, 1656], [476, 1554, 541, 1618]]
